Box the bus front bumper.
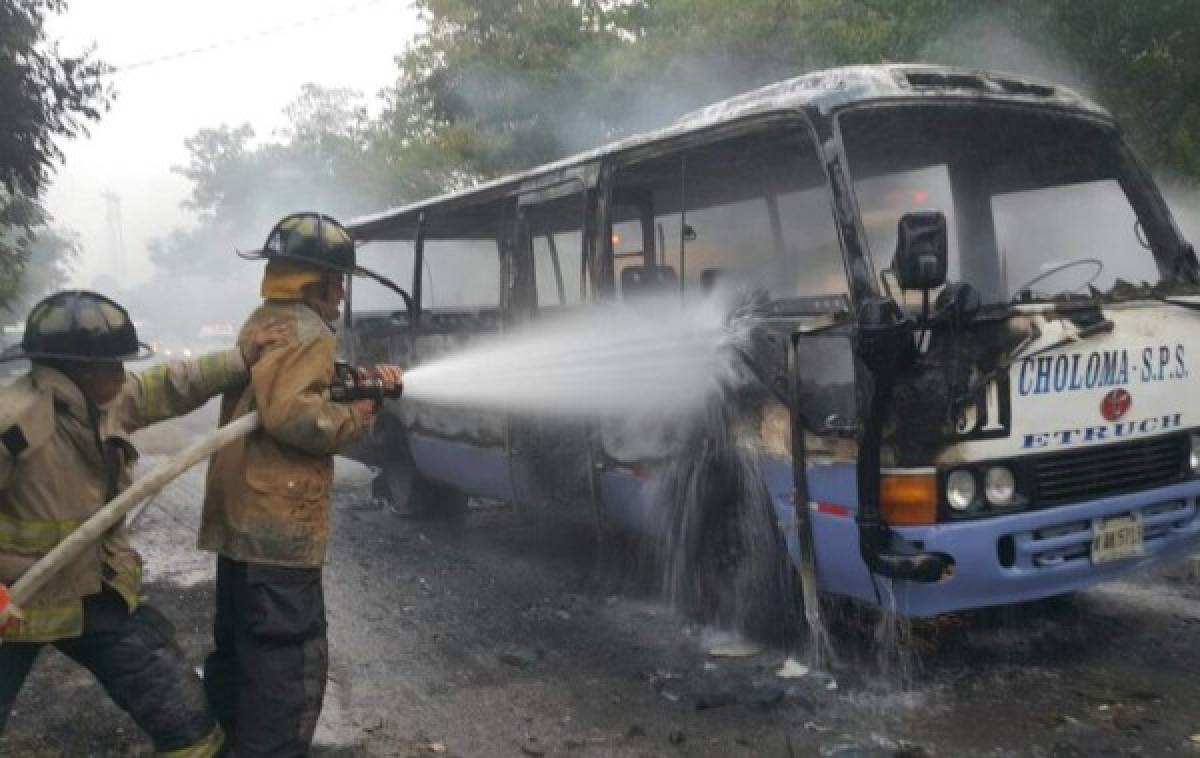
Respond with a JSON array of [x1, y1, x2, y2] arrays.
[[875, 479, 1200, 616]]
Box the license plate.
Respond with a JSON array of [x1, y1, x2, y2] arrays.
[[1090, 513, 1144, 565]]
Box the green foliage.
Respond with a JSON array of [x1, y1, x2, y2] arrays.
[[374, 0, 1200, 186], [817, 1, 1200, 181], [376, 0, 634, 185], [0, 0, 111, 196], [0, 190, 46, 310], [0, 0, 111, 311], [7, 226, 79, 312]]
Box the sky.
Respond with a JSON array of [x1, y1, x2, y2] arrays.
[[44, 0, 420, 288]]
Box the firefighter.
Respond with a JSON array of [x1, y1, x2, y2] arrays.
[[198, 212, 403, 756], [0, 290, 280, 756]]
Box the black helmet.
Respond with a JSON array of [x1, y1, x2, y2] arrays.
[[238, 211, 417, 318], [237, 212, 368, 277], [0, 290, 153, 363]]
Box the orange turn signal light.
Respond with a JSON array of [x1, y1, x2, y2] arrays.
[[880, 472, 938, 526]]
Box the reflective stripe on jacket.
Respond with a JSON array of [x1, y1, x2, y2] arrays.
[[199, 301, 364, 568], [0, 351, 247, 642]]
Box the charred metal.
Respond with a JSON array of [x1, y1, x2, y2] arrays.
[[341, 64, 1200, 611]]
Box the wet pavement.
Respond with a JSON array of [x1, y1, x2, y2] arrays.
[[4, 445, 1200, 756]]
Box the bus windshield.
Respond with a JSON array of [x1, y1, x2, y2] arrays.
[[839, 104, 1169, 304]]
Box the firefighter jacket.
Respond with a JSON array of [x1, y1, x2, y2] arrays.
[[198, 301, 365, 568], [0, 352, 248, 643]]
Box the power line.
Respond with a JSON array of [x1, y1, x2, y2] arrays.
[[108, 0, 393, 74]]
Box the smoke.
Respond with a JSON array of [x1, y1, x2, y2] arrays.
[[916, 9, 1200, 255], [403, 292, 744, 418], [547, 48, 768, 158], [96, 8, 1200, 368], [917, 13, 1092, 97], [100, 86, 399, 347]]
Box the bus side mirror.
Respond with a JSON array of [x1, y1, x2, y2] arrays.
[[791, 332, 861, 436], [892, 211, 948, 291]]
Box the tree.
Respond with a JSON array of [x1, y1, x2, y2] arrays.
[[374, 0, 1200, 187], [799, 0, 1200, 180], [150, 85, 384, 278], [0, 0, 111, 309], [376, 0, 636, 190], [4, 226, 79, 314]]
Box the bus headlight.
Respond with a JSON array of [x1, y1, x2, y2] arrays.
[[1190, 433, 1200, 472], [984, 466, 1017, 506], [945, 469, 976, 511]]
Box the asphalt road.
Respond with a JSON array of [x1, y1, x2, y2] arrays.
[[4, 419, 1200, 756]]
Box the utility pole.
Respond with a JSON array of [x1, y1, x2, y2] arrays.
[[102, 190, 126, 280]]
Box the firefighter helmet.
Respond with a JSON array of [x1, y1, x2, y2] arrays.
[[0, 290, 153, 363], [237, 212, 369, 277], [239, 212, 417, 318]]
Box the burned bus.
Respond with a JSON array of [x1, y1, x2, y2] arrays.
[[343, 64, 1200, 616]]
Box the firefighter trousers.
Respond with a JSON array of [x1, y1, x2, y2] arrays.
[[0, 588, 224, 757], [203, 555, 328, 757]]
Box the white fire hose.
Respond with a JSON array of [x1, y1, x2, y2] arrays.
[[0, 412, 261, 640]]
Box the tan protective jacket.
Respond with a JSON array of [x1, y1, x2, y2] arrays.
[[198, 301, 365, 568], [0, 351, 247, 642]]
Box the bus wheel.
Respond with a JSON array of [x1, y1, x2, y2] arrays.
[[409, 477, 469, 523], [373, 461, 468, 523]]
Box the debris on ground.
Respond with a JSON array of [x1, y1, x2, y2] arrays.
[[705, 632, 764, 658], [777, 657, 810, 679], [9, 445, 1200, 757], [499, 647, 543, 668], [694, 691, 737, 711]]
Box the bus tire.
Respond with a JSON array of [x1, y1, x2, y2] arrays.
[[409, 477, 469, 523], [370, 422, 469, 523], [374, 463, 468, 523]]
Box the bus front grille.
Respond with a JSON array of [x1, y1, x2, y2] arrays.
[[1030, 434, 1188, 506]]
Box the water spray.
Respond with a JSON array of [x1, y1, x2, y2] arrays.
[[399, 295, 741, 418], [395, 293, 837, 666]]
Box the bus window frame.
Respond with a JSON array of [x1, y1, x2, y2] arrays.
[[595, 111, 854, 311], [516, 179, 592, 314]]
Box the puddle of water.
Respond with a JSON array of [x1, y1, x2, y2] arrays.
[[1091, 578, 1200, 620], [872, 581, 918, 688]]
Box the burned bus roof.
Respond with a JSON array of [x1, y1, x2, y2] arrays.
[[348, 64, 1108, 241]]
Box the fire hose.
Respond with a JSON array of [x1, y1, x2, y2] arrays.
[[0, 370, 404, 637]]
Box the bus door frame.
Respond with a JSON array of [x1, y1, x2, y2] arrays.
[[506, 177, 601, 515]]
